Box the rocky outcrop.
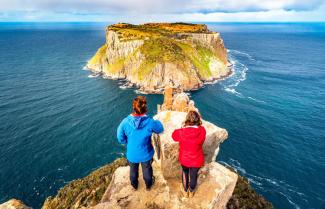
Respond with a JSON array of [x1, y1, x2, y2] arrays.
[[152, 110, 228, 179], [88, 91, 237, 209], [92, 162, 237, 209], [42, 158, 128, 209], [0, 199, 31, 209], [86, 23, 232, 93]]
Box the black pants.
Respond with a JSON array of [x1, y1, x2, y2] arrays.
[[182, 165, 200, 192], [129, 159, 153, 189]]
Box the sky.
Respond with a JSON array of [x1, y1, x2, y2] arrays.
[[0, 0, 325, 22]]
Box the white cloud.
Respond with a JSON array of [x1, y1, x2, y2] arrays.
[[0, 0, 325, 21], [1, 0, 324, 13]]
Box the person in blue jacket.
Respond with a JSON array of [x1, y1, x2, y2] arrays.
[[117, 96, 164, 190]]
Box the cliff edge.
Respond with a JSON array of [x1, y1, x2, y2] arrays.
[[86, 88, 237, 209], [86, 23, 232, 93]]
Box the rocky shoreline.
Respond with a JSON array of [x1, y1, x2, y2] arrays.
[[86, 64, 234, 94]]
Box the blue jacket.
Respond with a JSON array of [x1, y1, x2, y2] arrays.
[[117, 114, 164, 163]]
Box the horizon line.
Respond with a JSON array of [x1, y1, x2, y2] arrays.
[[1, 21, 325, 23]]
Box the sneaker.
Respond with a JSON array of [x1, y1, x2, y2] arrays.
[[146, 176, 155, 191]]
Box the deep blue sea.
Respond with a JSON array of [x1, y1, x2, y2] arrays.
[[0, 22, 324, 209]]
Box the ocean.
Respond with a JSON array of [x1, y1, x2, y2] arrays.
[[0, 22, 324, 209]]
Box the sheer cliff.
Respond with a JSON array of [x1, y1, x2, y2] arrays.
[[86, 23, 231, 93]]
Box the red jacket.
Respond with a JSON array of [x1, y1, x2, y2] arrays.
[[172, 126, 206, 167]]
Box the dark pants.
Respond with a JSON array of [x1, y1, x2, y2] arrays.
[[182, 165, 200, 192], [129, 159, 153, 189]]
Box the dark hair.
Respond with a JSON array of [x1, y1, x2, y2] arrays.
[[184, 110, 202, 126], [132, 96, 148, 114]]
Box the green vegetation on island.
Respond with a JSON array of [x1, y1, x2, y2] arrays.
[[108, 23, 210, 41]]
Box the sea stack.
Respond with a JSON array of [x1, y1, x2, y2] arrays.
[[87, 23, 231, 93]]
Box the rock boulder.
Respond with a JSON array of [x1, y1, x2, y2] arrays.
[[153, 111, 228, 179], [0, 199, 31, 209], [92, 161, 237, 209]]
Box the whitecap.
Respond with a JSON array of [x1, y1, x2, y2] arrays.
[[278, 191, 301, 209], [119, 85, 128, 89], [88, 74, 99, 78], [221, 158, 305, 209], [228, 49, 255, 61], [247, 178, 263, 186], [221, 57, 247, 97], [224, 87, 243, 97], [247, 96, 266, 104], [134, 90, 148, 95]]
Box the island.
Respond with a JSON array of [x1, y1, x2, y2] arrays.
[[86, 23, 232, 93]]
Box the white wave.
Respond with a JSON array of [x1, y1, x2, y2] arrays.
[[204, 80, 219, 85], [278, 191, 301, 209], [221, 58, 247, 97], [82, 66, 89, 70], [247, 177, 263, 186], [88, 74, 99, 78], [119, 85, 128, 89], [247, 96, 266, 104], [229, 158, 244, 167], [224, 87, 243, 97], [288, 188, 307, 197], [219, 161, 232, 168], [220, 158, 305, 209], [222, 53, 265, 104], [228, 49, 255, 61], [134, 90, 148, 95]]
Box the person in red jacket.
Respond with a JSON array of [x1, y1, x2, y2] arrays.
[[172, 110, 206, 198]]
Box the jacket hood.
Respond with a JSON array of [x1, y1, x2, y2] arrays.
[[127, 115, 150, 129]]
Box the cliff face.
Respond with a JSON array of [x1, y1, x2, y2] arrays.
[[87, 23, 231, 93]]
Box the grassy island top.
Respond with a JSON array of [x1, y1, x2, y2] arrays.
[[107, 22, 212, 41]]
